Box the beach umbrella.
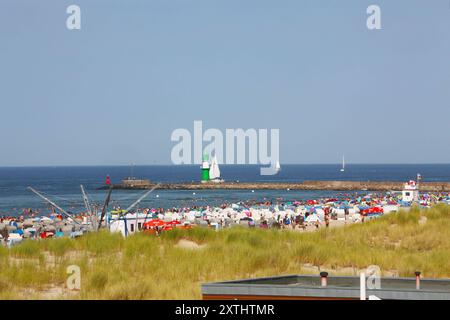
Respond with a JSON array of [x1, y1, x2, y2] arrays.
[[143, 219, 166, 228], [166, 220, 181, 225]]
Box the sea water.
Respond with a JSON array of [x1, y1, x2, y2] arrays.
[[0, 164, 449, 216]]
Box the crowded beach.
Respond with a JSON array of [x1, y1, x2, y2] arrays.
[[1, 179, 450, 247]]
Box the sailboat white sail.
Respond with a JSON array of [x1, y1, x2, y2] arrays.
[[209, 156, 223, 182], [275, 160, 281, 172], [340, 155, 345, 172]]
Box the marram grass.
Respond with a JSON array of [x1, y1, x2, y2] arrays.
[[1, 205, 450, 299]]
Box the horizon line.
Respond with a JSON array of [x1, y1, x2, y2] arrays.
[[0, 163, 449, 168]]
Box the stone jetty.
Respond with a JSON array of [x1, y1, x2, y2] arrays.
[[100, 180, 450, 192]]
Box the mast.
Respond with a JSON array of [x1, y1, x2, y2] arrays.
[[27, 187, 80, 224], [80, 185, 92, 216], [97, 186, 113, 230], [81, 185, 98, 229], [121, 184, 160, 216]]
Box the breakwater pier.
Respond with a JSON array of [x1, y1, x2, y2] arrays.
[[100, 180, 450, 192]]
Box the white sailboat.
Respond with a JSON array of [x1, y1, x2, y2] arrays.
[[275, 160, 281, 172], [209, 156, 224, 183], [340, 155, 345, 172]]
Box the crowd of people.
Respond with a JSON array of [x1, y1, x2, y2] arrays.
[[2, 191, 450, 245]]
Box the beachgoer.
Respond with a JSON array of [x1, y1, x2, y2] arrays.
[[325, 213, 330, 228], [284, 215, 290, 228], [260, 220, 268, 229]]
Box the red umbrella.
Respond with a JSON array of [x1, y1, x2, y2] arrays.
[[166, 220, 181, 225], [143, 219, 166, 228]]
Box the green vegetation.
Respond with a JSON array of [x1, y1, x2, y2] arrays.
[[1, 205, 450, 299]]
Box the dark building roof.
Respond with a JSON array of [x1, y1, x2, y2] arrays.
[[202, 274, 450, 300]]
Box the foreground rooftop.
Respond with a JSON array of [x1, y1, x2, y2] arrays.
[[202, 274, 450, 300]]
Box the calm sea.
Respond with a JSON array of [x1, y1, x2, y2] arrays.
[[0, 164, 449, 216]]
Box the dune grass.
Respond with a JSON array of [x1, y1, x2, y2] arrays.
[[1, 204, 450, 299]]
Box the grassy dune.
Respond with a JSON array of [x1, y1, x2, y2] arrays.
[[1, 204, 450, 299]]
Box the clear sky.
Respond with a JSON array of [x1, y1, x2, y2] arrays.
[[1, 0, 449, 166]]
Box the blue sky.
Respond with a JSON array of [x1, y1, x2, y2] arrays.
[[1, 0, 449, 166]]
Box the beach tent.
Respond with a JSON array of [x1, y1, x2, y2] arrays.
[[383, 205, 399, 213], [191, 211, 202, 218], [164, 212, 173, 220], [7, 233, 23, 247], [305, 214, 322, 223], [171, 213, 180, 221], [40, 217, 53, 224]]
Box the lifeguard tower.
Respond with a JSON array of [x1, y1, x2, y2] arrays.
[[402, 180, 419, 203]]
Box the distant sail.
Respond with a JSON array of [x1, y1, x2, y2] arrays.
[[275, 160, 281, 171], [209, 156, 221, 180], [340, 155, 345, 172]]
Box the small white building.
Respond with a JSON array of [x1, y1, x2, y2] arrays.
[[402, 180, 419, 203], [109, 213, 151, 237]]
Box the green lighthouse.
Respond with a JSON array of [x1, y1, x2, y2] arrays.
[[201, 154, 210, 183]]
